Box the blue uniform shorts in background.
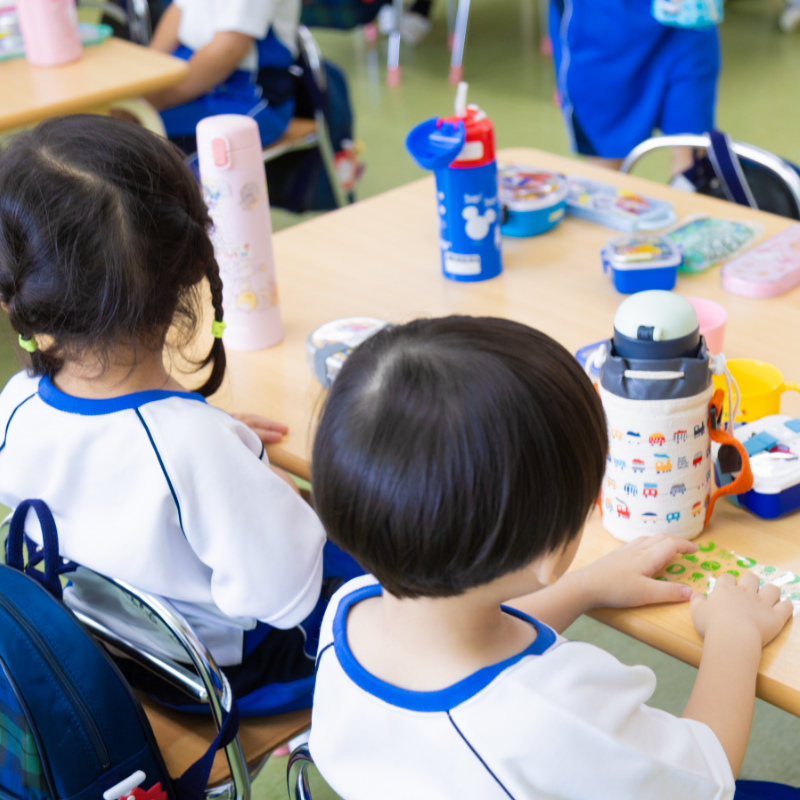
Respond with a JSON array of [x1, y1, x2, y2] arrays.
[[549, 0, 720, 159]]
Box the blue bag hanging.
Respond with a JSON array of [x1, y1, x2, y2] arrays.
[[0, 500, 238, 800]]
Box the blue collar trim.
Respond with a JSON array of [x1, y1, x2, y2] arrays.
[[37, 376, 206, 416], [332, 583, 557, 713]]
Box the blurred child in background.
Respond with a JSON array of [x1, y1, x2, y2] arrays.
[[146, 0, 301, 153]]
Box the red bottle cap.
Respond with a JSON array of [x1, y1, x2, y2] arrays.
[[439, 105, 495, 169]]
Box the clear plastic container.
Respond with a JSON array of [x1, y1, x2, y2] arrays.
[[497, 165, 569, 238], [306, 318, 389, 386], [602, 234, 683, 294]]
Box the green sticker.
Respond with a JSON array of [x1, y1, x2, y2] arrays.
[[692, 572, 705, 582], [762, 566, 777, 575], [701, 561, 721, 572], [726, 570, 740, 577], [784, 574, 800, 585], [698, 542, 715, 553], [737, 557, 756, 568], [682, 554, 699, 563], [655, 576, 668, 582], [789, 593, 800, 603], [666, 564, 686, 575], [717, 549, 733, 560]]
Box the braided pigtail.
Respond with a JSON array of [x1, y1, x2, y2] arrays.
[[194, 255, 227, 398]]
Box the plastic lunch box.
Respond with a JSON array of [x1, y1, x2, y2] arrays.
[[601, 234, 683, 294], [306, 317, 389, 386], [497, 165, 569, 238], [714, 415, 800, 519]]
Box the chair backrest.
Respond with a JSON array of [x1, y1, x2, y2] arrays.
[[620, 134, 800, 220], [78, 0, 152, 44], [0, 510, 249, 800]]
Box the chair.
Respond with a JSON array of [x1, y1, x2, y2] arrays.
[[0, 510, 310, 800], [261, 25, 349, 209], [620, 134, 800, 220], [70, 571, 312, 800], [286, 744, 316, 800], [78, 0, 152, 45]]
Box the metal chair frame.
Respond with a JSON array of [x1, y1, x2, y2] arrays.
[[262, 25, 349, 209], [79, 0, 152, 45], [286, 744, 314, 800], [70, 572, 254, 800], [620, 133, 800, 215], [0, 509, 257, 800]]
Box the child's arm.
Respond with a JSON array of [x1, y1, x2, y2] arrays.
[[511, 534, 697, 633], [150, 2, 181, 53], [146, 31, 255, 110], [682, 573, 792, 777]]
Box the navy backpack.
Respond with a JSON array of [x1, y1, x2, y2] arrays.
[[0, 500, 237, 800]]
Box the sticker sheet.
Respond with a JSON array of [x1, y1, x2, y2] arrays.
[[666, 215, 760, 273], [655, 539, 800, 615]]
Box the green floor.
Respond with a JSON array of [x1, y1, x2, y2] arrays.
[[2, 1, 800, 796]]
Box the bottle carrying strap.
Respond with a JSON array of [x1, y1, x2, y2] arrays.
[[705, 389, 753, 525]]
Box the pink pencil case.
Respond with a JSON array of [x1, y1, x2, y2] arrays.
[[721, 223, 800, 298]]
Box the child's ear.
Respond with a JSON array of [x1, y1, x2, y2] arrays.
[[530, 552, 562, 587], [1, 302, 8, 312]]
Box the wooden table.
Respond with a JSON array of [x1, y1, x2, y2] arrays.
[[0, 38, 187, 132], [204, 147, 800, 715]]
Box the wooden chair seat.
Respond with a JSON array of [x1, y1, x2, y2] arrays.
[[137, 692, 311, 787], [263, 118, 319, 161]]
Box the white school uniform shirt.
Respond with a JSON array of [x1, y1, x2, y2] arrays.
[[310, 575, 736, 800], [174, 0, 300, 72], [0, 371, 325, 666]]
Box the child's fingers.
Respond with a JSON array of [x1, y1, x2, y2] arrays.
[[690, 591, 707, 611], [758, 583, 781, 606], [646, 536, 699, 570], [738, 571, 761, 594], [775, 598, 795, 626], [642, 578, 693, 605]]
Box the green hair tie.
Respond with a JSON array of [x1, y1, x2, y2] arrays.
[[211, 320, 226, 339], [18, 334, 37, 353]]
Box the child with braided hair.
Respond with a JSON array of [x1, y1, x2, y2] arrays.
[[0, 115, 344, 716]]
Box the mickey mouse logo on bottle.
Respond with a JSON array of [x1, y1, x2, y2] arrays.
[[406, 83, 502, 282]]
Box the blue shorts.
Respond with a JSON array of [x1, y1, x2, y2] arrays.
[[736, 781, 800, 799], [549, 0, 720, 158], [160, 46, 295, 149]]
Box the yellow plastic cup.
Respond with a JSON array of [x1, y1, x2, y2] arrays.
[[712, 359, 800, 423]]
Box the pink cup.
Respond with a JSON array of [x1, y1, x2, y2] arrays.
[[686, 296, 727, 355]]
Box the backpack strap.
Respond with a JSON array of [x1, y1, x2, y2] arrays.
[[172, 701, 240, 800], [6, 499, 64, 600], [706, 131, 758, 209]]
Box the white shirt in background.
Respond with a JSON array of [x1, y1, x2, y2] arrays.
[[174, 0, 300, 72], [0, 371, 326, 666], [310, 575, 736, 800]]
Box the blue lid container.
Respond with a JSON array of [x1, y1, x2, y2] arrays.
[[498, 165, 569, 238], [602, 234, 683, 294]]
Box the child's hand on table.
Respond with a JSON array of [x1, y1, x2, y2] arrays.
[[690, 571, 792, 646], [232, 413, 289, 444], [576, 533, 697, 609]]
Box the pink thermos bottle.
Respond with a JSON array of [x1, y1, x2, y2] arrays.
[[16, 0, 82, 67], [197, 115, 283, 351]]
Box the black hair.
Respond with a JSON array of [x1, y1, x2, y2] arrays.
[[0, 115, 225, 396], [312, 316, 608, 599]]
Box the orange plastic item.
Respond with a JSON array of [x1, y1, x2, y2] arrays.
[[704, 389, 754, 525]]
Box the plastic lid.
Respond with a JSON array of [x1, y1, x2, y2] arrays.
[[603, 235, 683, 271], [732, 415, 800, 494], [498, 165, 569, 211], [614, 290, 698, 342], [406, 117, 466, 171], [196, 115, 261, 154]]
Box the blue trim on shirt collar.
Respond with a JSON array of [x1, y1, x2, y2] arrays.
[[37, 376, 206, 416], [332, 583, 557, 713]]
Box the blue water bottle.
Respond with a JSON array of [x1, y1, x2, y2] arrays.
[[406, 83, 502, 282]]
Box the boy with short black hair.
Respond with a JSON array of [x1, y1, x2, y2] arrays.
[[308, 316, 794, 800]]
